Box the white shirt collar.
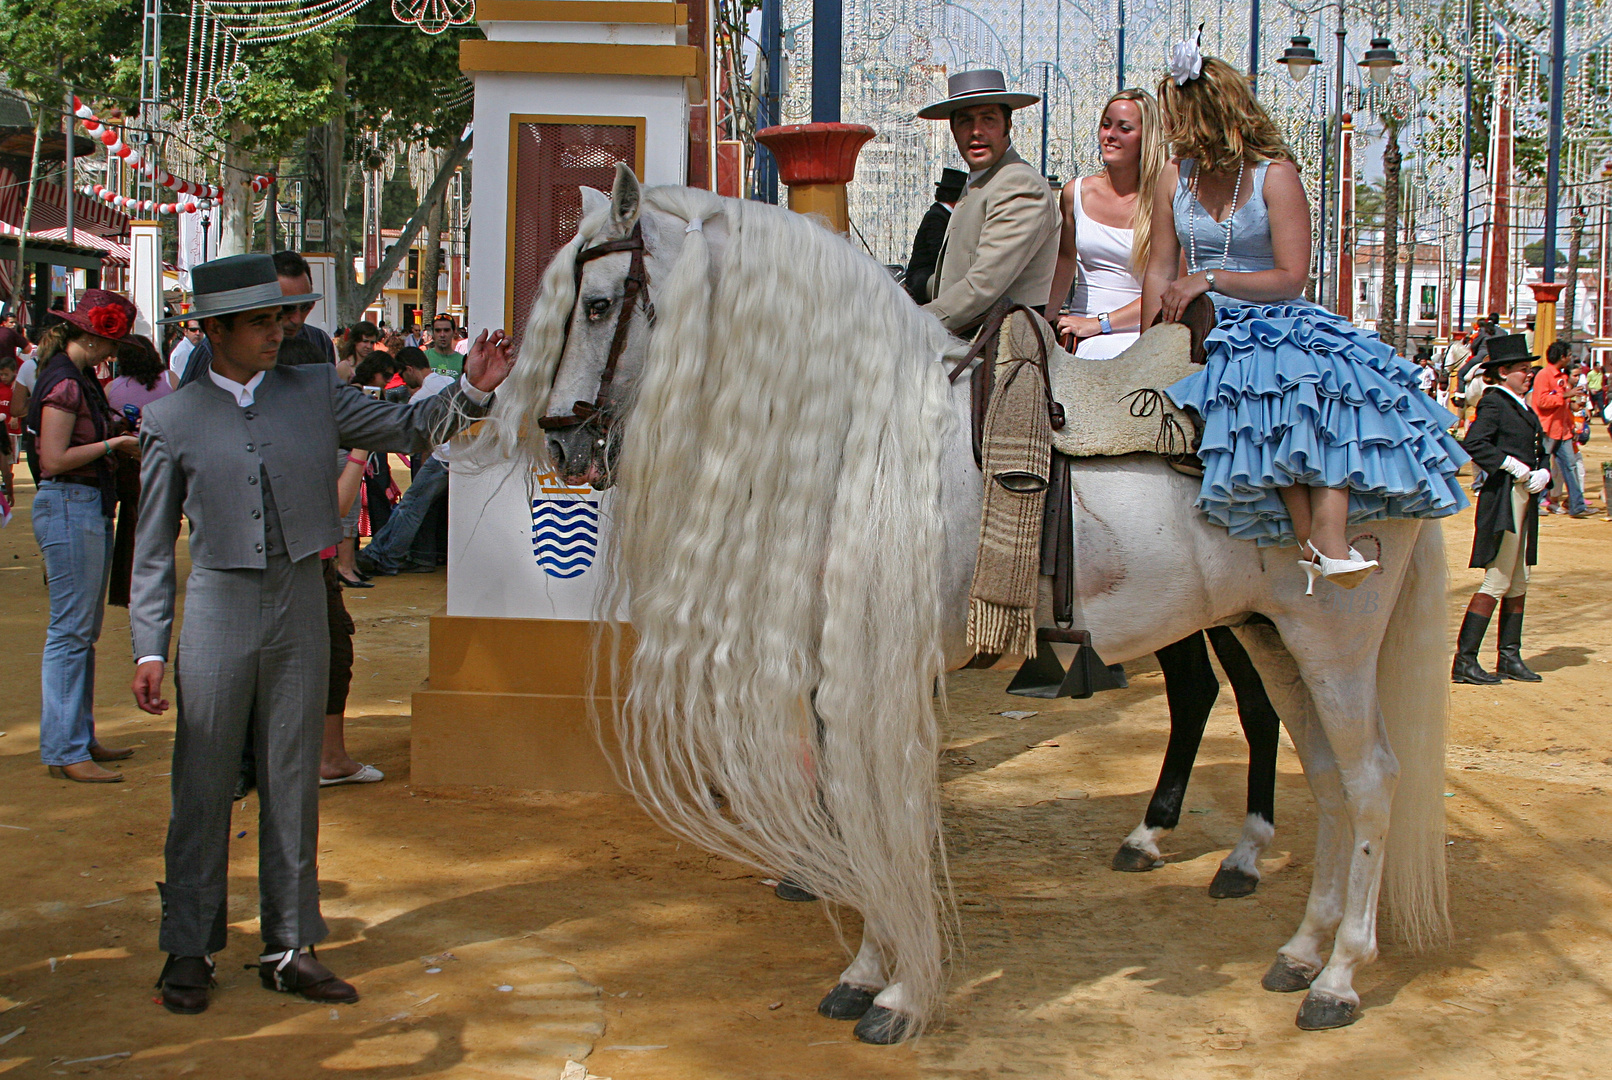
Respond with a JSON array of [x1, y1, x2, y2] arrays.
[[1495, 384, 1530, 411], [209, 367, 266, 407]]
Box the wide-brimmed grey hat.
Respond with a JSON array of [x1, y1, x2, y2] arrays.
[[161, 253, 320, 324], [918, 69, 1040, 120]]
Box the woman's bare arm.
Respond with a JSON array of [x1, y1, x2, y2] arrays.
[[1140, 161, 1182, 328], [1045, 179, 1081, 324]]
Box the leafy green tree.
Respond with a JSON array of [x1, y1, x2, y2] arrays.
[[0, 0, 140, 305]]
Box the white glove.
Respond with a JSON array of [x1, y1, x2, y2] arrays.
[[1527, 469, 1552, 494], [1499, 455, 1531, 479]]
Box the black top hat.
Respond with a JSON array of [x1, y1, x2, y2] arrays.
[[161, 253, 320, 325], [1477, 333, 1536, 370], [935, 168, 968, 201]]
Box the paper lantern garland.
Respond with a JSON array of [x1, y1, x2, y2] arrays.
[[71, 96, 273, 213]]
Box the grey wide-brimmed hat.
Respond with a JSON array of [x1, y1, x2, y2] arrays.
[[918, 69, 1040, 120], [161, 253, 320, 324]]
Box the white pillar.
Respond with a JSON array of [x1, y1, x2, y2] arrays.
[[302, 252, 338, 334], [128, 220, 163, 339]]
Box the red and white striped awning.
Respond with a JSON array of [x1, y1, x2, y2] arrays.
[[0, 166, 128, 238]]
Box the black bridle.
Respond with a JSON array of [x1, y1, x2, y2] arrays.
[[537, 222, 654, 435]]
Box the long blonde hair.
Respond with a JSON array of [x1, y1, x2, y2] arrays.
[[1157, 55, 1294, 175], [1101, 88, 1166, 275]]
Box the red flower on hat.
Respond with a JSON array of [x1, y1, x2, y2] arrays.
[[86, 304, 130, 340]]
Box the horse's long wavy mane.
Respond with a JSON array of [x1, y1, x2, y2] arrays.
[[612, 187, 959, 1025], [476, 185, 959, 1024]]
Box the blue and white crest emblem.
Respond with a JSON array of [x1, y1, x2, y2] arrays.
[[530, 470, 600, 579]]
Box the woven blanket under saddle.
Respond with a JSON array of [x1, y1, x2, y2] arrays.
[[947, 305, 1062, 659]]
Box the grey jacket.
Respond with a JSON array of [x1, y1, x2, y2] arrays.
[[130, 364, 491, 660], [923, 147, 1060, 333]]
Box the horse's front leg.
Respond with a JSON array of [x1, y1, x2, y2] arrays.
[[817, 922, 917, 1045], [818, 929, 886, 1022]]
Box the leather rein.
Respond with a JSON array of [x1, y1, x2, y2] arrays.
[[536, 222, 654, 435]]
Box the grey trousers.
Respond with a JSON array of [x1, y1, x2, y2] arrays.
[[158, 554, 330, 956]]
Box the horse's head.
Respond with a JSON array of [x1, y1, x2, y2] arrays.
[[541, 165, 706, 489]]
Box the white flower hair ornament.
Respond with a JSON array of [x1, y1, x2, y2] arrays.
[[1169, 25, 1205, 86]]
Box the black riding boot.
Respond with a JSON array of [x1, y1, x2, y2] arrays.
[[1452, 597, 1503, 685], [1495, 596, 1542, 682]]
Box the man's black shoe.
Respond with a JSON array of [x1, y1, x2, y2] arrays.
[[255, 948, 359, 1004], [156, 954, 215, 1014]]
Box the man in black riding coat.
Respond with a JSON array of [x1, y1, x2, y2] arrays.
[[903, 168, 967, 304], [1453, 334, 1551, 685]]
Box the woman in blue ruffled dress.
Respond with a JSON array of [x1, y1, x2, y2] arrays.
[[1141, 47, 1469, 594]]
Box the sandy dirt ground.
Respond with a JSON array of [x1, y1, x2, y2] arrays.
[[3, 443, 1612, 1080]]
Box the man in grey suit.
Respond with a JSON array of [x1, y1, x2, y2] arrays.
[[130, 254, 514, 1014], [917, 69, 1061, 334]]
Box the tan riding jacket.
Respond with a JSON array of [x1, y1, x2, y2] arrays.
[[923, 147, 1060, 333]]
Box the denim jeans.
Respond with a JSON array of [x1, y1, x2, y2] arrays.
[[1541, 435, 1588, 515], [363, 456, 449, 571], [33, 481, 113, 767]]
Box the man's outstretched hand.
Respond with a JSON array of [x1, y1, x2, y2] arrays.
[[464, 329, 515, 394], [133, 661, 170, 715]]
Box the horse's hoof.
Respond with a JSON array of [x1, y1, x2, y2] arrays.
[[1207, 866, 1260, 899], [1111, 844, 1161, 872], [774, 879, 817, 902], [1295, 990, 1359, 1030], [853, 1004, 913, 1044], [1262, 954, 1321, 993], [817, 983, 876, 1021]]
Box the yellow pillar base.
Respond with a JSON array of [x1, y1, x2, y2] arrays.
[[1533, 300, 1558, 358], [411, 616, 628, 792], [786, 182, 850, 233]]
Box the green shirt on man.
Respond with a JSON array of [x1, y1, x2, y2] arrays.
[[425, 347, 463, 376]]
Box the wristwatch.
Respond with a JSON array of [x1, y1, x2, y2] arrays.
[[1097, 312, 1113, 335], [1204, 270, 1218, 292]]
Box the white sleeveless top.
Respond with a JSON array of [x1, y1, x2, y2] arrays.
[[1065, 177, 1143, 360]]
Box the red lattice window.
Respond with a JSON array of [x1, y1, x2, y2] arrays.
[[509, 120, 640, 345]]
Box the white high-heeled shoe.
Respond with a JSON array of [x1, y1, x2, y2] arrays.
[[1299, 541, 1379, 595]]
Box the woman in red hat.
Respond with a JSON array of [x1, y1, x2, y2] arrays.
[[26, 289, 142, 782]]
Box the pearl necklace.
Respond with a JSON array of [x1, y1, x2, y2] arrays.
[[1186, 159, 1246, 277]]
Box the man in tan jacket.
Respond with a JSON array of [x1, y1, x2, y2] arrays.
[[918, 70, 1061, 334]]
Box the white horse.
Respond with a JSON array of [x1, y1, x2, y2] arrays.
[[469, 167, 1451, 1043]]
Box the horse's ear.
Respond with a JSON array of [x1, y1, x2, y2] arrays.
[[579, 185, 610, 219], [610, 164, 642, 227]]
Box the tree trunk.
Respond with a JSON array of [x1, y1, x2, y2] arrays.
[[217, 121, 256, 258], [1400, 182, 1415, 350], [327, 54, 359, 326], [265, 178, 280, 253], [348, 131, 472, 316], [417, 189, 446, 329], [12, 103, 47, 312], [1561, 205, 1584, 344], [1378, 123, 1402, 351]]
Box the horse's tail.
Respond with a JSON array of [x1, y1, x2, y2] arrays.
[[1378, 520, 1452, 950]]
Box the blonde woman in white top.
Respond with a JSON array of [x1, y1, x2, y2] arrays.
[[1045, 88, 1166, 359]]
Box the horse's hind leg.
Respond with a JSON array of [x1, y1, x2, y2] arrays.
[[1205, 625, 1281, 899], [1233, 625, 1352, 998], [1114, 631, 1219, 872], [1247, 616, 1399, 1030]]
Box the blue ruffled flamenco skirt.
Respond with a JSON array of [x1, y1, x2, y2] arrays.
[[1165, 301, 1470, 547]]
